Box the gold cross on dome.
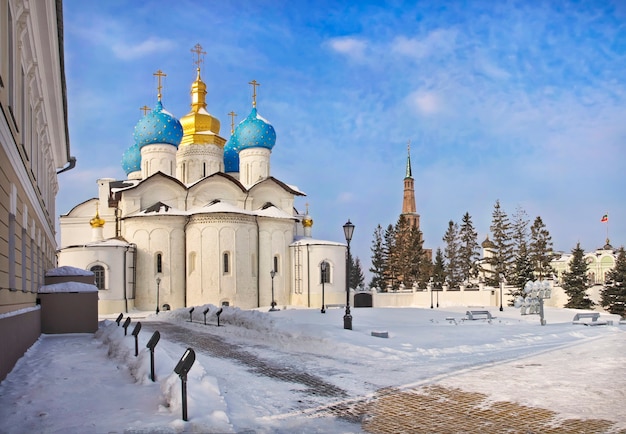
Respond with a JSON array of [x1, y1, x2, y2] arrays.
[[191, 43, 206, 71], [305, 203, 310, 214], [153, 69, 167, 100], [228, 111, 237, 134], [249, 79, 260, 107], [140, 105, 151, 115]]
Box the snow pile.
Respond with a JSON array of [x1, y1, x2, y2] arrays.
[[38, 282, 97, 293], [95, 320, 233, 432]]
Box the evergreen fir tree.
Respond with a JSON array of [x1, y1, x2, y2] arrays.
[[562, 243, 594, 309], [443, 220, 462, 288], [510, 242, 534, 302], [394, 215, 415, 288], [600, 247, 626, 318], [350, 256, 365, 290], [383, 224, 399, 291], [487, 200, 514, 285], [432, 248, 446, 289], [458, 212, 479, 284], [369, 224, 386, 290], [529, 216, 554, 280]]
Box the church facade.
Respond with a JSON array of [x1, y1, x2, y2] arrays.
[[58, 48, 347, 314]]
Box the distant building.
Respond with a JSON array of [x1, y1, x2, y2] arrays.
[[401, 144, 432, 261], [551, 239, 617, 287], [0, 0, 73, 380], [57, 47, 347, 314]]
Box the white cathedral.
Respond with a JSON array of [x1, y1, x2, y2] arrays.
[[58, 47, 348, 314]]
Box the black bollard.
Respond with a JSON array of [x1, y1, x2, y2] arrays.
[[131, 322, 142, 356], [146, 331, 160, 382], [122, 317, 131, 336], [203, 307, 209, 325], [188, 307, 195, 322], [115, 313, 123, 326], [174, 348, 196, 421], [216, 307, 223, 327]]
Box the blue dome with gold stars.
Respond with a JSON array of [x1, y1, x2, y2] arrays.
[[133, 100, 183, 149], [233, 108, 276, 151], [121, 143, 141, 174], [223, 134, 240, 173]]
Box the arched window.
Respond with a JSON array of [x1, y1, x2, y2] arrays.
[[156, 253, 163, 274], [223, 252, 230, 274], [320, 261, 330, 284], [91, 265, 105, 290]]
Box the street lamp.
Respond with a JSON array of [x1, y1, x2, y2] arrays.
[[155, 277, 161, 315], [269, 270, 278, 311], [343, 219, 355, 330], [429, 278, 434, 309], [321, 261, 327, 314], [499, 274, 505, 312]]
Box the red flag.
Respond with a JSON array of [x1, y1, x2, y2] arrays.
[[601, 214, 608, 223]]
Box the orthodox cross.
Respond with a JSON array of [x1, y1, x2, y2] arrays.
[[228, 111, 237, 134], [140, 105, 151, 115], [249, 79, 260, 107], [305, 202, 310, 214], [191, 43, 206, 72], [153, 69, 166, 100]]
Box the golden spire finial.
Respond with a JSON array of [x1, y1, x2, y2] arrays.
[[153, 69, 167, 101], [302, 202, 313, 228], [140, 105, 151, 115], [228, 111, 237, 134], [90, 203, 105, 228], [191, 43, 206, 77], [249, 79, 260, 108]]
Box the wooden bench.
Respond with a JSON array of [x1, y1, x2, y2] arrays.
[[572, 312, 606, 326], [466, 310, 493, 320]]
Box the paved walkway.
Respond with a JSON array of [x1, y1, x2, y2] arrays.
[[147, 321, 626, 433]]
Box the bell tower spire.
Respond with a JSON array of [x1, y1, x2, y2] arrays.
[[401, 141, 420, 228]]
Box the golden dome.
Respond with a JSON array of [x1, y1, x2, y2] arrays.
[[302, 203, 313, 227], [90, 206, 105, 228], [179, 68, 226, 147]]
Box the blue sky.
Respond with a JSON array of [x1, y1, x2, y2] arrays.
[[59, 0, 626, 275]]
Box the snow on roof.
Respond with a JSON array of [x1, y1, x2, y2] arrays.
[[285, 183, 304, 194], [39, 282, 98, 293], [291, 237, 346, 247], [46, 266, 94, 277], [191, 201, 253, 215], [256, 205, 297, 220], [110, 179, 141, 193]]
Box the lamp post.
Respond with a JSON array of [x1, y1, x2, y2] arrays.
[[343, 219, 355, 330], [499, 274, 505, 312], [429, 278, 434, 309], [269, 270, 277, 311], [321, 261, 327, 314], [155, 277, 161, 315]]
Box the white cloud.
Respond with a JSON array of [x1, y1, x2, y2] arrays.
[[327, 36, 367, 60], [391, 29, 458, 60], [111, 37, 176, 60], [408, 90, 442, 115]]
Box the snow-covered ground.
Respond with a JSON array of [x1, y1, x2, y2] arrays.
[[0, 305, 624, 433]]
